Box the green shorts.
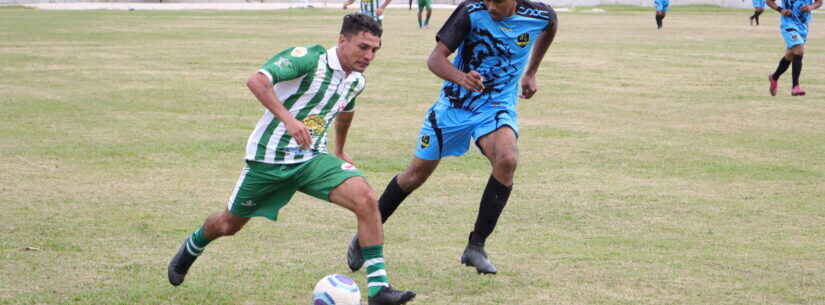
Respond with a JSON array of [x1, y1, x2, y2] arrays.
[[418, 0, 431, 9], [227, 154, 363, 221]]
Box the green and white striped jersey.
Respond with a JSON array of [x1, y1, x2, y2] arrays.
[[360, 0, 383, 23], [247, 45, 366, 164]]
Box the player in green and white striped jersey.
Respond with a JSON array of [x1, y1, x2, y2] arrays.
[[344, 0, 394, 24], [167, 13, 416, 305]]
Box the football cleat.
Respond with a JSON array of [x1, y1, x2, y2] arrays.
[[768, 74, 778, 96], [368, 286, 416, 305], [460, 244, 497, 274], [346, 235, 364, 272], [791, 85, 806, 96], [168, 239, 198, 286]]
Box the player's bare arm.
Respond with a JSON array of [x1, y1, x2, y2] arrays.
[[802, 0, 822, 11], [334, 111, 355, 164], [246, 72, 312, 149], [427, 42, 485, 92], [377, 0, 393, 16], [520, 19, 557, 99]]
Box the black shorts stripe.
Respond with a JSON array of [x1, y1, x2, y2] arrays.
[[428, 111, 444, 158]]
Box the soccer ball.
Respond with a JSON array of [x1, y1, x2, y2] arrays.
[[312, 274, 361, 305]]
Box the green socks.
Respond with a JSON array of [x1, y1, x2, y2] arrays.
[[186, 227, 212, 256], [363, 244, 389, 297]]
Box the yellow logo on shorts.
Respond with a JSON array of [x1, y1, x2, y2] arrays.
[[420, 135, 430, 148], [303, 115, 326, 136]]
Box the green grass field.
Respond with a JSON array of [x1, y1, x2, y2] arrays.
[[1, 5, 824, 305]]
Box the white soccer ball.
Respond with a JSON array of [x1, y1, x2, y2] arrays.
[[312, 274, 361, 305]]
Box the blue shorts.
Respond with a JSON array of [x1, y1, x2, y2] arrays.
[[752, 0, 765, 8], [414, 104, 519, 161], [655, 0, 669, 11], [781, 25, 807, 48]]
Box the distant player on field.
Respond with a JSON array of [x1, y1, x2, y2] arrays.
[[344, 0, 394, 25], [166, 13, 416, 305], [417, 0, 433, 28], [654, 0, 669, 29], [750, 0, 766, 25], [766, 0, 821, 96], [345, 0, 558, 275]]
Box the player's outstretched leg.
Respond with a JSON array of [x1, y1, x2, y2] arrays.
[[330, 176, 416, 305], [168, 211, 248, 286], [769, 55, 791, 96]]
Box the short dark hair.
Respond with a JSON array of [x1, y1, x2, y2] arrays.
[[340, 13, 383, 38]]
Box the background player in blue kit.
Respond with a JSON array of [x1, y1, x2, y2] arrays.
[[655, 0, 669, 29], [767, 0, 821, 96], [345, 0, 558, 275], [750, 0, 766, 25]]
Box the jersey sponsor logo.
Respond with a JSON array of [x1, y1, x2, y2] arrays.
[[517, 6, 551, 19], [302, 114, 326, 136], [240, 200, 256, 207], [341, 162, 357, 171], [420, 135, 430, 148], [291, 47, 308, 57], [517, 33, 530, 48], [467, 1, 485, 13]]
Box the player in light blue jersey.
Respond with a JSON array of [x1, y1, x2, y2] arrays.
[[655, 0, 669, 29], [767, 0, 821, 96], [750, 0, 766, 25], [345, 0, 558, 275]]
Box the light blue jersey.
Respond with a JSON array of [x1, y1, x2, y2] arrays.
[[414, 0, 556, 160], [655, 0, 670, 11], [779, 0, 813, 48], [753, 0, 766, 8]]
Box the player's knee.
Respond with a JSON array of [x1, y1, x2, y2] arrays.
[[494, 153, 518, 173], [351, 190, 379, 218]]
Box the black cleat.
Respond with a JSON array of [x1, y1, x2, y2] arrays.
[[460, 244, 497, 274], [168, 239, 199, 286], [368, 286, 416, 305], [346, 235, 364, 272]]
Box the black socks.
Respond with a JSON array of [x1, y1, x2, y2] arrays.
[[469, 175, 512, 246], [378, 176, 410, 223], [772, 57, 791, 81], [791, 54, 803, 87]]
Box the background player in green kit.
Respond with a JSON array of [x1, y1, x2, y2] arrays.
[[166, 13, 415, 305], [417, 0, 432, 29], [344, 0, 394, 25]]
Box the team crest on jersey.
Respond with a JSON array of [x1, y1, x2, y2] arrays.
[[302, 115, 326, 136], [420, 135, 430, 148], [341, 162, 357, 171], [291, 47, 308, 57], [517, 33, 530, 48]]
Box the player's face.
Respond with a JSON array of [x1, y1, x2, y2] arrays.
[[485, 0, 517, 20], [338, 31, 382, 73]]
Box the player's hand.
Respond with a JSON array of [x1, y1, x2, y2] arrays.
[[459, 71, 485, 92], [284, 118, 312, 150], [336, 151, 355, 164], [520, 74, 537, 99], [377, 7, 384, 16], [781, 8, 792, 15], [800, 5, 812, 11]]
